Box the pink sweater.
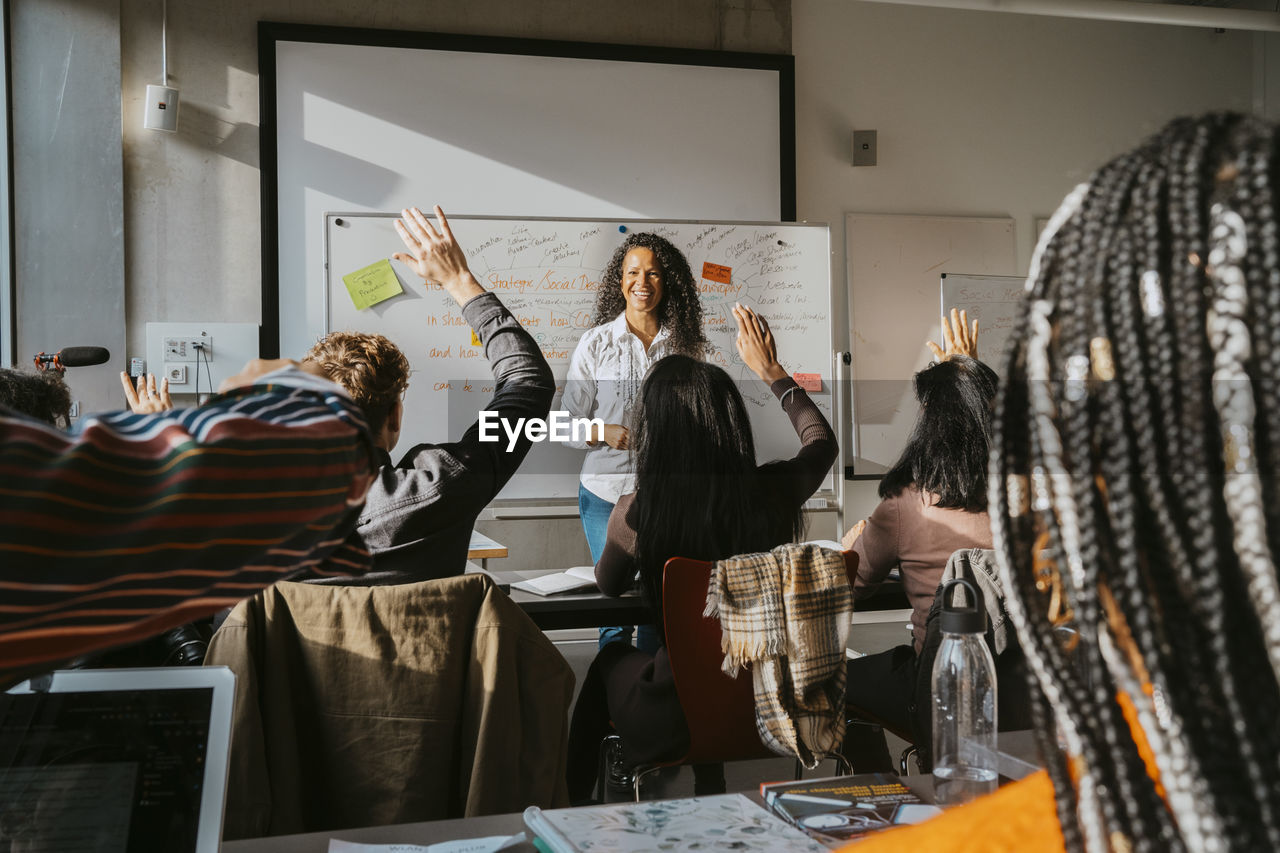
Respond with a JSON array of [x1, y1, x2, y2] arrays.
[[851, 486, 993, 651]]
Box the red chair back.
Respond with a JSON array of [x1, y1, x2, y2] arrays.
[[661, 556, 776, 764], [661, 549, 857, 766]]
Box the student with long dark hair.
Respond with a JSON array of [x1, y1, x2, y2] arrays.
[[840, 311, 998, 770], [565, 304, 837, 801]]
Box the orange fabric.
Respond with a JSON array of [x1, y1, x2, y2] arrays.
[[1115, 687, 1166, 800], [839, 769, 1065, 852], [843, 686, 1166, 851]]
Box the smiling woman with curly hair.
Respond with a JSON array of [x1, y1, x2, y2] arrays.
[[562, 232, 709, 657], [588, 233, 708, 358]]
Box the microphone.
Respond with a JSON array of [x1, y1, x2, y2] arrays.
[[33, 346, 111, 371]]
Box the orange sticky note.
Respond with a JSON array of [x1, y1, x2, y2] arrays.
[[702, 262, 732, 284], [794, 373, 822, 392]]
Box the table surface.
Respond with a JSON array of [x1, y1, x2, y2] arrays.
[[467, 530, 508, 559], [220, 738, 1038, 852], [493, 568, 907, 631], [219, 785, 937, 853], [490, 569, 649, 631]]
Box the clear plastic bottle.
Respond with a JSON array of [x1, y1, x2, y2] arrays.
[[931, 577, 998, 806]]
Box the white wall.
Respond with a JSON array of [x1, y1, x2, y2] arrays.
[[793, 0, 1254, 523], [117, 0, 790, 364], [12, 0, 125, 417], [112, 0, 791, 570]]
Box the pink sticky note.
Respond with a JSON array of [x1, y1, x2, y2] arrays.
[[794, 373, 822, 392]]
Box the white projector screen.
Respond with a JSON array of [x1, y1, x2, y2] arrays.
[[260, 24, 794, 359]]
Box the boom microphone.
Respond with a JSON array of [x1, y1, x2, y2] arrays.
[[33, 346, 111, 371]]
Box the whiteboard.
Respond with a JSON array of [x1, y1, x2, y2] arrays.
[[939, 273, 1026, 374], [262, 26, 792, 361], [846, 214, 1016, 475], [325, 214, 836, 502]]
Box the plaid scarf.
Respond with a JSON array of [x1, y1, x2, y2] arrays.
[[704, 543, 852, 768]]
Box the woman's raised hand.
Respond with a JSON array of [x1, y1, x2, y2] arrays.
[[733, 303, 787, 383], [119, 372, 173, 414], [841, 518, 867, 551], [927, 307, 980, 361], [392, 205, 485, 307]]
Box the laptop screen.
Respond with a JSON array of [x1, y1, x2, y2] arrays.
[[0, 668, 233, 853]]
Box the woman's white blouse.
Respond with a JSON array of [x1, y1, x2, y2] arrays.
[[562, 312, 675, 503]]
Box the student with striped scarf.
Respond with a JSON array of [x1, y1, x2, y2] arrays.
[[0, 357, 376, 688]]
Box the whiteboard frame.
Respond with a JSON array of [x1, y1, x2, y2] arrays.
[[322, 211, 842, 510], [845, 212, 1017, 480], [258, 22, 796, 360]]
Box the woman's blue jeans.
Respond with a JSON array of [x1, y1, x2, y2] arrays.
[[579, 484, 659, 653]]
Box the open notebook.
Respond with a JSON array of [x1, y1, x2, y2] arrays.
[[510, 565, 598, 596], [0, 666, 235, 853]]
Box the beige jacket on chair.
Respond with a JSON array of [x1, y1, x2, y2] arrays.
[[205, 573, 573, 839]]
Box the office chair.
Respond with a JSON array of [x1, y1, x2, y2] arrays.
[[207, 574, 574, 838]]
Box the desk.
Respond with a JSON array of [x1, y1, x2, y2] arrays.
[[220, 785, 940, 853], [468, 530, 508, 571], [221, 810, 532, 853], [493, 569, 648, 631], [495, 567, 908, 632]]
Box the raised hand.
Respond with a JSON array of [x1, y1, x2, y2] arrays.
[[733, 303, 787, 384], [120, 372, 173, 414], [927, 307, 979, 361], [392, 205, 485, 307], [841, 519, 867, 551]]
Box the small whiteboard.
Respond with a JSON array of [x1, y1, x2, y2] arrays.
[[939, 273, 1026, 373], [325, 214, 837, 503], [847, 213, 1016, 475]]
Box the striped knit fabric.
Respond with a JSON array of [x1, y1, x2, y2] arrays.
[[0, 370, 375, 687], [705, 543, 852, 767]]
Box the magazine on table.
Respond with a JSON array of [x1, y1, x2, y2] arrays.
[[523, 793, 827, 852], [760, 773, 942, 847]]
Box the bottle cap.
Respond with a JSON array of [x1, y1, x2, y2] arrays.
[[939, 577, 988, 635]]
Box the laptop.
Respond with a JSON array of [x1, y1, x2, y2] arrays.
[[0, 666, 235, 853]]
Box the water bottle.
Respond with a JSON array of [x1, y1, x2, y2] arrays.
[[931, 577, 998, 806]]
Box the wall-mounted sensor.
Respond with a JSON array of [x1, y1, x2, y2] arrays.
[[144, 84, 179, 132], [852, 130, 877, 167]]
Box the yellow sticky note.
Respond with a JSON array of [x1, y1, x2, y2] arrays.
[[342, 258, 403, 310], [470, 329, 481, 347]]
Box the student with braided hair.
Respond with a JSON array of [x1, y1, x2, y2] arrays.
[[846, 113, 1280, 853]]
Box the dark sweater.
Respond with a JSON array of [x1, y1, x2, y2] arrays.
[[311, 292, 555, 585]]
